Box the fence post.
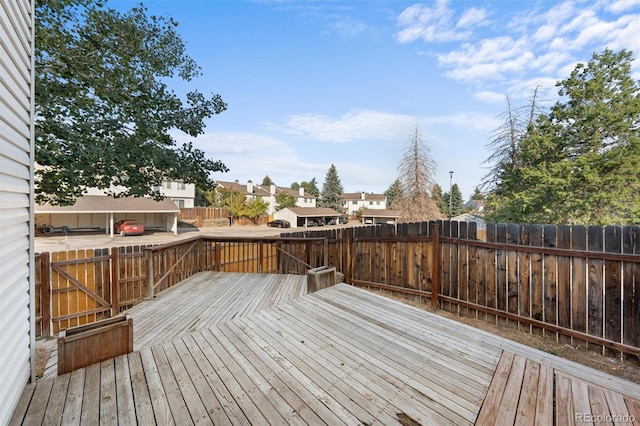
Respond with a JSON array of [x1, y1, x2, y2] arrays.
[[432, 223, 440, 309], [345, 228, 352, 284], [214, 242, 220, 271], [110, 247, 119, 316], [40, 252, 51, 337], [145, 248, 154, 299], [258, 241, 264, 273], [324, 238, 328, 267]]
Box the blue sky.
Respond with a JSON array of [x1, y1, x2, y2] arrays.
[[110, 0, 640, 199]]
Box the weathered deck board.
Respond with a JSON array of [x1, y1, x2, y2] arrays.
[[129, 272, 308, 351], [11, 276, 640, 425]]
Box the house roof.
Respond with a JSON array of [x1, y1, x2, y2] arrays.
[[342, 192, 386, 201], [285, 207, 341, 217], [276, 187, 316, 199], [215, 180, 271, 197], [215, 180, 316, 199], [35, 195, 180, 214], [361, 209, 400, 218]]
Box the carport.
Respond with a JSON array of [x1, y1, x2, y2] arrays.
[[361, 208, 400, 225], [273, 207, 341, 228], [35, 195, 180, 237]]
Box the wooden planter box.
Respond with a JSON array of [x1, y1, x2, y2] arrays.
[[307, 266, 337, 293], [57, 315, 133, 375]]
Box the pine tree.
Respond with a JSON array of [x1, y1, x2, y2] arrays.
[[486, 49, 640, 225], [301, 178, 320, 197], [261, 175, 274, 186], [385, 179, 402, 207], [431, 183, 446, 216], [320, 164, 345, 213], [392, 125, 442, 222]]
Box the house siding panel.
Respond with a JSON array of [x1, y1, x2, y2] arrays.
[[0, 0, 34, 425]]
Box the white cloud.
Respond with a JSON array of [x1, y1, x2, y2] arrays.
[[474, 91, 507, 103], [456, 7, 487, 29], [395, 0, 469, 43], [605, 0, 640, 13], [327, 15, 366, 39], [399, 0, 640, 104], [273, 110, 418, 143]]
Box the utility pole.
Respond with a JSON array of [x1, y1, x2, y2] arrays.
[[449, 171, 454, 220]]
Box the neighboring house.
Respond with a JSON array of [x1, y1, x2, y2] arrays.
[[273, 207, 341, 228], [215, 180, 316, 215], [360, 209, 400, 225], [342, 192, 387, 215], [463, 199, 485, 214], [452, 212, 486, 231], [84, 179, 196, 208], [155, 180, 196, 208], [0, 1, 35, 424]]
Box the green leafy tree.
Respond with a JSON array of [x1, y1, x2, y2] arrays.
[[35, 0, 228, 205], [275, 192, 296, 211], [392, 125, 442, 221], [384, 179, 402, 207], [486, 49, 640, 225], [320, 164, 344, 213], [225, 192, 248, 219], [244, 198, 269, 221], [290, 182, 300, 190], [261, 175, 274, 186], [301, 178, 320, 197], [222, 191, 267, 220]]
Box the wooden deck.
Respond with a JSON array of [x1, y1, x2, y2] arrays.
[[12, 273, 640, 425]]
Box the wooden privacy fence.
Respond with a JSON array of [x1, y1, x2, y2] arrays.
[[290, 221, 640, 358], [34, 222, 640, 358], [35, 236, 328, 336], [179, 207, 228, 220]]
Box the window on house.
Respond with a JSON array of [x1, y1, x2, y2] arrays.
[[162, 181, 171, 189], [369, 201, 373, 205], [174, 199, 185, 208], [177, 181, 186, 190], [376, 201, 380, 205]]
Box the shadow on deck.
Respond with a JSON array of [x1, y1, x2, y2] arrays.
[[12, 272, 640, 425]]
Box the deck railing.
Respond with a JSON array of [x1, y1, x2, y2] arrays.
[[35, 235, 327, 335]]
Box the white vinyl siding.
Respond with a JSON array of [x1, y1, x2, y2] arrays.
[[0, 0, 35, 424]]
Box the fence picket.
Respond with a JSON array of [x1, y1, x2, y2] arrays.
[[604, 226, 622, 357], [587, 226, 605, 354], [571, 226, 587, 348], [622, 226, 640, 352], [507, 224, 520, 329], [543, 225, 558, 340], [557, 226, 572, 343], [529, 225, 544, 336]]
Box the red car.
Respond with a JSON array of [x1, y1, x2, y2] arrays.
[[114, 220, 144, 236]]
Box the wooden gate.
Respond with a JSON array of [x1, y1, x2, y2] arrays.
[[49, 249, 112, 333]]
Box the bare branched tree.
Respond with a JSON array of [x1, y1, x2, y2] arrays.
[[391, 124, 443, 222], [481, 87, 543, 191]]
